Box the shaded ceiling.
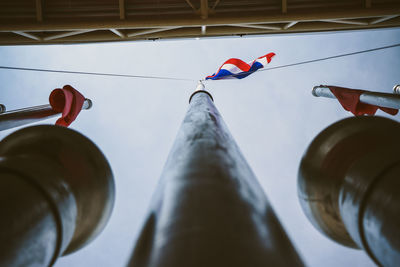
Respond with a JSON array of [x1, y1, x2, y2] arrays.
[[0, 0, 399, 45]]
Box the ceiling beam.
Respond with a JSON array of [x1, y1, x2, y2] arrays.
[[212, 0, 220, 10], [13, 31, 41, 41], [110, 29, 125, 38], [370, 15, 399, 25], [119, 0, 125, 20], [284, 21, 298, 29], [126, 27, 181, 37], [201, 25, 206, 35], [2, 18, 400, 45], [140, 20, 400, 38], [35, 0, 43, 22], [200, 0, 209, 19], [282, 0, 287, 14], [321, 19, 369, 25], [43, 30, 95, 41], [0, 8, 398, 32], [231, 24, 281, 30], [185, 0, 196, 11]]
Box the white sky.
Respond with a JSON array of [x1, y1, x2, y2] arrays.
[[1, 27, 399, 267]]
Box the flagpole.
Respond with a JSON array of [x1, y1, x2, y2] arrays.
[[195, 80, 205, 91], [0, 98, 92, 131], [393, 84, 400, 94], [298, 116, 400, 266], [312, 85, 400, 110], [0, 124, 114, 266], [128, 85, 304, 267]]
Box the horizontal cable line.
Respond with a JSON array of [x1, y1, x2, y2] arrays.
[[0, 66, 196, 82], [260, 42, 400, 72], [0, 43, 398, 82], [214, 42, 400, 79]]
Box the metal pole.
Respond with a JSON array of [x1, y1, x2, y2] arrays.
[[195, 80, 205, 92], [128, 89, 304, 267], [298, 116, 400, 266], [0, 98, 92, 131], [393, 84, 400, 94], [312, 85, 400, 110], [0, 125, 114, 266]]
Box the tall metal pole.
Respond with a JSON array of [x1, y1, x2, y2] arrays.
[[0, 125, 115, 266], [128, 90, 304, 267], [298, 116, 400, 266]]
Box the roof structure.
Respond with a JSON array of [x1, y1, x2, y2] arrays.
[[0, 0, 399, 45]]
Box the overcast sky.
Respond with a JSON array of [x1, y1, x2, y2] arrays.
[[0, 27, 399, 267]]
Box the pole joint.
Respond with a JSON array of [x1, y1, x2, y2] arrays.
[[189, 80, 214, 103], [189, 90, 214, 103]]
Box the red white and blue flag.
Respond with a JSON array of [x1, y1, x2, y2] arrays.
[[205, 52, 275, 80]]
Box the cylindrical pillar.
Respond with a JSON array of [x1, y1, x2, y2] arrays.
[[128, 90, 304, 267], [298, 116, 400, 266], [0, 125, 115, 266]]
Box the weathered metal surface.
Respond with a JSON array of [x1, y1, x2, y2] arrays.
[[312, 85, 400, 110], [298, 116, 400, 266], [0, 99, 92, 131], [0, 125, 115, 266], [128, 91, 304, 267]]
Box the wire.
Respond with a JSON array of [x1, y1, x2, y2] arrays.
[[259, 42, 400, 72], [207, 42, 400, 79], [0, 43, 399, 82], [0, 66, 196, 82]]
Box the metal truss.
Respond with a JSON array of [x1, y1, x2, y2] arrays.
[[0, 0, 399, 45]]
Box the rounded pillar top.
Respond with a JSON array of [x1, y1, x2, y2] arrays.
[[298, 116, 400, 248], [393, 84, 400, 94], [0, 125, 115, 255], [189, 90, 214, 104]]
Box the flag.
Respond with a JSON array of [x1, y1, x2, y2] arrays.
[[328, 86, 398, 116], [49, 85, 86, 127], [205, 53, 275, 80]]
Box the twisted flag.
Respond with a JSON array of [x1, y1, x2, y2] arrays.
[[328, 86, 398, 116], [49, 85, 86, 126], [205, 53, 275, 80]]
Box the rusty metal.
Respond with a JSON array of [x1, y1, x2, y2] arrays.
[[128, 90, 304, 267], [298, 116, 400, 266], [0, 125, 115, 266]]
